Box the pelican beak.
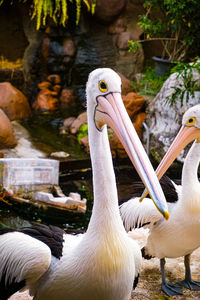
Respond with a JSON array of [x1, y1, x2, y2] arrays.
[[95, 92, 169, 220], [155, 125, 200, 180]]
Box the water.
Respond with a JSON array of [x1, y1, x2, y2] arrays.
[[0, 110, 181, 233], [0, 164, 139, 232], [22, 110, 88, 160]]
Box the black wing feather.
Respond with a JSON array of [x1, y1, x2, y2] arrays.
[[0, 223, 64, 299], [119, 175, 179, 205], [0, 274, 25, 300], [0, 228, 26, 300], [21, 223, 64, 259]]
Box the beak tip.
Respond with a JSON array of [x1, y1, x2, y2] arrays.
[[164, 210, 170, 221]]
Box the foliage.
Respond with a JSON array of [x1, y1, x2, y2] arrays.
[[0, 0, 96, 30], [77, 123, 88, 143], [129, 0, 200, 61], [130, 66, 168, 96], [167, 58, 200, 106], [0, 56, 23, 69]]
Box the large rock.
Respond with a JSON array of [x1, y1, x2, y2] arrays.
[[122, 92, 146, 118], [60, 89, 77, 109], [70, 112, 87, 134], [91, 0, 128, 23], [0, 109, 17, 148], [0, 82, 31, 120], [116, 31, 133, 50], [144, 71, 200, 163], [33, 75, 61, 111], [118, 72, 132, 95], [108, 17, 127, 34], [2, 121, 47, 158], [133, 112, 146, 139]]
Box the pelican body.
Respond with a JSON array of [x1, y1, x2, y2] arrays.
[[120, 104, 200, 296], [0, 69, 168, 300]]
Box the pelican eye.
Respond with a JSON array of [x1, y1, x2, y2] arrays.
[[99, 80, 108, 93], [187, 117, 196, 125]]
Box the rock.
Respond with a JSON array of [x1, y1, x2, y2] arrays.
[[0, 109, 17, 148], [90, 0, 128, 23], [1, 121, 47, 158], [0, 82, 31, 121], [63, 38, 76, 58], [33, 89, 59, 111], [144, 71, 200, 163], [118, 72, 132, 95], [116, 31, 133, 50], [50, 151, 70, 159], [122, 92, 146, 118], [108, 17, 127, 34], [70, 112, 87, 134], [33, 192, 55, 203], [47, 74, 61, 85], [73, 91, 146, 158], [109, 118, 145, 158], [109, 131, 126, 158], [37, 81, 51, 89], [133, 112, 146, 139], [41, 36, 50, 63], [0, 69, 24, 92], [33, 75, 61, 111], [53, 85, 61, 93], [60, 117, 76, 134], [80, 135, 89, 153], [69, 192, 81, 202], [59, 89, 77, 109]]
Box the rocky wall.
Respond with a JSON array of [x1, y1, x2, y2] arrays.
[[0, 0, 147, 107]]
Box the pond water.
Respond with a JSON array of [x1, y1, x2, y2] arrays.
[[0, 111, 181, 234], [22, 109, 88, 160], [0, 161, 141, 233]]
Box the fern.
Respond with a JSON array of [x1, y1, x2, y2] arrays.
[[61, 0, 68, 26], [0, 0, 96, 29], [76, 0, 81, 25]]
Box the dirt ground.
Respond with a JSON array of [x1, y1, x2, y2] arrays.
[[9, 229, 200, 300]]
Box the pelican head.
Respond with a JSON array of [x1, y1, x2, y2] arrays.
[[156, 104, 200, 179], [86, 68, 169, 219]]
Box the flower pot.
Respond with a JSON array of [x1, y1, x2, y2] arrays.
[[152, 56, 173, 77]]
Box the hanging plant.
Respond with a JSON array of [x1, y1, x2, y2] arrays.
[[0, 0, 96, 30]]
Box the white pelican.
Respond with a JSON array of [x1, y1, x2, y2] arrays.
[[120, 104, 200, 296], [0, 68, 168, 300]]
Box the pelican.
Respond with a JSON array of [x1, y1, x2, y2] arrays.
[[0, 68, 168, 300], [120, 104, 200, 296]]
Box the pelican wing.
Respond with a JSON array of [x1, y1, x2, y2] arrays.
[[120, 175, 179, 205], [120, 197, 164, 232], [0, 223, 65, 299], [21, 223, 64, 259]]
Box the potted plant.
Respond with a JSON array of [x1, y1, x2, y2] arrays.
[[128, 0, 200, 76]]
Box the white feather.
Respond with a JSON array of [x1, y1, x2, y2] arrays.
[[120, 197, 163, 232], [0, 232, 51, 286], [0, 68, 145, 300]]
